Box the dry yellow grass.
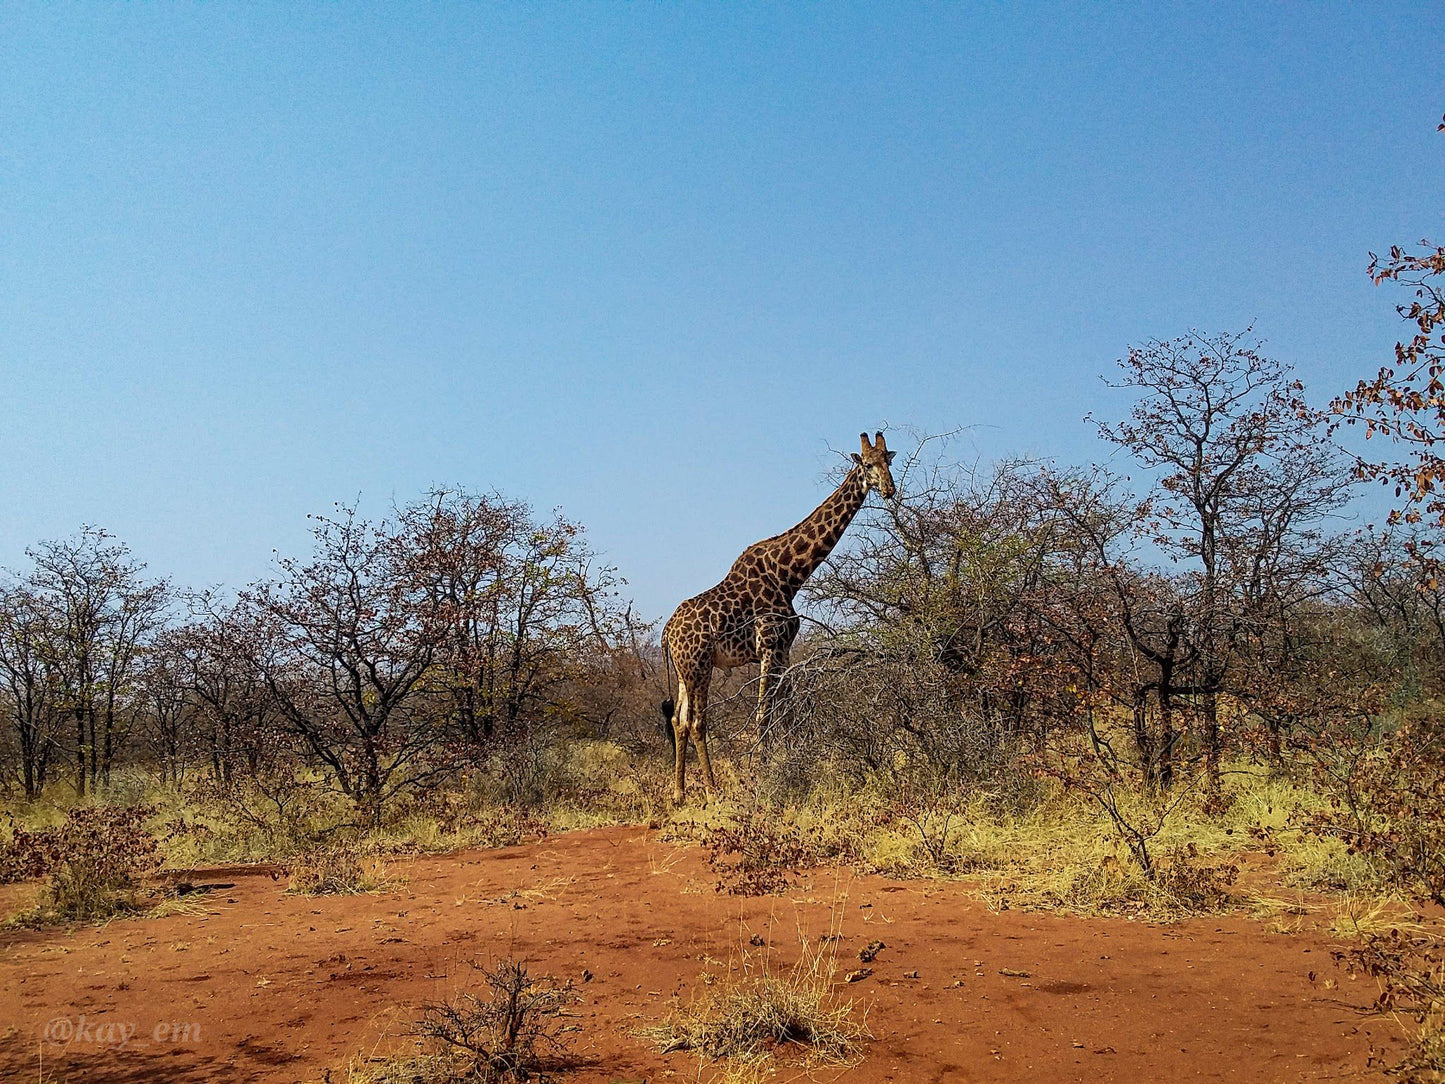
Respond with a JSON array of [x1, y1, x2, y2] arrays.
[[645, 901, 868, 1072]]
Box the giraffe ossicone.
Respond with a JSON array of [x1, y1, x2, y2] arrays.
[[660, 431, 898, 804]]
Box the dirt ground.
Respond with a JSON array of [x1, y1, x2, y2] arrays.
[[0, 825, 1400, 1083]]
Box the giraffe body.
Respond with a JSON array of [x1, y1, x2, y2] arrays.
[[661, 432, 897, 803]]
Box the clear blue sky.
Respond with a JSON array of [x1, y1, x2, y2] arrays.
[[1, 4, 1441, 620]]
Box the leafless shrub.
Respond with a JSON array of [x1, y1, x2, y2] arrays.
[[413, 958, 579, 1083]]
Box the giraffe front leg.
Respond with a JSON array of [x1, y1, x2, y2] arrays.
[[755, 650, 775, 736], [755, 645, 792, 746]]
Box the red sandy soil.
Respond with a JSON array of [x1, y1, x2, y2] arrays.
[[0, 825, 1400, 1083]]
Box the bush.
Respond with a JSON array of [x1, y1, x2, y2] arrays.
[[2, 806, 160, 923], [286, 841, 398, 896], [413, 959, 579, 1083], [1152, 844, 1241, 912], [702, 807, 855, 896], [379, 789, 550, 855], [1307, 711, 1445, 906], [1334, 929, 1445, 1082]]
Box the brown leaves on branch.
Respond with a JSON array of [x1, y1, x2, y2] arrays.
[[1334, 146, 1445, 569]]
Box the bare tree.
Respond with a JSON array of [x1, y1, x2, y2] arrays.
[[1092, 332, 1349, 787], [246, 505, 445, 825], [19, 528, 169, 795], [135, 628, 194, 787], [0, 582, 61, 799], [799, 442, 1110, 793], [170, 592, 284, 788], [1341, 529, 1445, 694], [399, 487, 629, 805]]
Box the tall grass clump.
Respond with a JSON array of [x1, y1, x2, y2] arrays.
[[286, 840, 401, 896], [648, 917, 868, 1071]]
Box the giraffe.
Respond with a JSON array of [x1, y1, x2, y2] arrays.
[[660, 431, 897, 804]]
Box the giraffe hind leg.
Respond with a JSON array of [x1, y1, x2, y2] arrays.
[[689, 679, 717, 797], [672, 683, 690, 805]]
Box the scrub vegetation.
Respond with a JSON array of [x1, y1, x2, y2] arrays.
[[4, 171, 1445, 1079]]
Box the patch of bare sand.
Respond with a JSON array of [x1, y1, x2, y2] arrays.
[[0, 825, 1397, 1082]]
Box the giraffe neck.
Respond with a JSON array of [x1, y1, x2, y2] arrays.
[[769, 466, 871, 597]]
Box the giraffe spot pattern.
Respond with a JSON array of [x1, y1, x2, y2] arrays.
[[663, 441, 896, 802]]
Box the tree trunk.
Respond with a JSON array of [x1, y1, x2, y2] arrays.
[[1158, 672, 1175, 790], [101, 699, 115, 788], [75, 706, 87, 798], [1131, 687, 1156, 788], [19, 718, 37, 801], [1202, 690, 1221, 794]]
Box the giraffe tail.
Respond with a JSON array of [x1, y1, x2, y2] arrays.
[[660, 641, 677, 749]]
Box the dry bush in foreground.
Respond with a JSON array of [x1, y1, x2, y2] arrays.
[[335, 959, 578, 1084], [648, 924, 867, 1069], [413, 959, 579, 1083], [2, 806, 160, 923], [1306, 712, 1445, 907], [1335, 929, 1444, 1082]]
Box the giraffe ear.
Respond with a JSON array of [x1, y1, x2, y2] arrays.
[[860, 432, 872, 453], [885, 450, 896, 464], [851, 453, 864, 466]]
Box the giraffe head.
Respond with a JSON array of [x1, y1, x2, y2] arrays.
[[852, 431, 897, 499]]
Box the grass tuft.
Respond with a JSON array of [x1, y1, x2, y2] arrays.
[[647, 912, 868, 1070], [286, 842, 402, 896]]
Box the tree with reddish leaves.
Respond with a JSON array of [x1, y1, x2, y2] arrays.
[[1335, 117, 1445, 575]]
